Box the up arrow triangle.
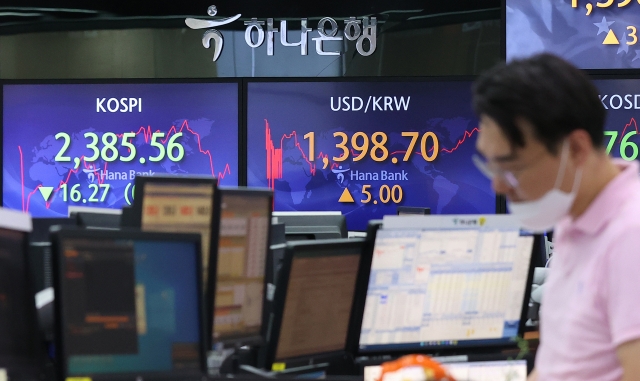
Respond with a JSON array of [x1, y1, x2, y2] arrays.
[[603, 29, 620, 45], [338, 188, 355, 203], [38, 186, 54, 201]]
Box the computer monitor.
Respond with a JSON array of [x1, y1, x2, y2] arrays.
[[358, 215, 535, 354], [0, 208, 46, 380], [265, 238, 366, 368], [269, 222, 286, 284], [132, 175, 219, 289], [211, 188, 272, 348], [272, 212, 347, 240], [396, 206, 431, 216], [51, 228, 206, 380]]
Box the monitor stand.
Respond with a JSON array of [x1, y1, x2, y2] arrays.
[[214, 345, 262, 376], [238, 363, 330, 378], [238, 353, 356, 378]]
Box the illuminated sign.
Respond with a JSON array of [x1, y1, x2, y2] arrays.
[[3, 83, 239, 217], [246, 81, 495, 231], [185, 5, 377, 61], [594, 79, 640, 162]]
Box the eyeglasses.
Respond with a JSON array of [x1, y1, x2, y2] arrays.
[[471, 154, 520, 189]]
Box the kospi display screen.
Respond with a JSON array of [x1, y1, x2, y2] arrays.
[[246, 80, 495, 231], [593, 78, 640, 162], [3, 82, 239, 217], [506, 0, 640, 69]]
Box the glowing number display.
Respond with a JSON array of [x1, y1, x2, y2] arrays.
[[247, 80, 495, 231], [3, 82, 239, 217], [321, 131, 439, 163]]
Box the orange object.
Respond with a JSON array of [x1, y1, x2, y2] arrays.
[[378, 354, 456, 381]]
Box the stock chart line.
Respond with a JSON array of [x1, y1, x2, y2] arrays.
[[264, 119, 479, 190], [618, 118, 639, 143], [19, 119, 232, 213]]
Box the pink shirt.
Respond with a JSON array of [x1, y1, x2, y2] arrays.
[[536, 159, 640, 381]]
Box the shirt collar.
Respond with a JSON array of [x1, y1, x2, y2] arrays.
[[558, 159, 640, 235]]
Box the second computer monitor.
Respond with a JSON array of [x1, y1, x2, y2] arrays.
[[212, 188, 272, 347], [133, 175, 219, 288], [358, 215, 535, 354], [265, 238, 365, 368], [52, 228, 206, 380], [0, 208, 46, 381]]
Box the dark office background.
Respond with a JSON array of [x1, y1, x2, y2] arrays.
[[0, 1, 501, 78]]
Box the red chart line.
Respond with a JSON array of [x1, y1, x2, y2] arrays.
[[618, 118, 639, 143], [19, 146, 25, 212], [20, 119, 231, 213], [264, 118, 479, 190]]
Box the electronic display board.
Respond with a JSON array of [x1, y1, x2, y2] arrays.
[[246, 80, 495, 231], [3, 82, 239, 217]]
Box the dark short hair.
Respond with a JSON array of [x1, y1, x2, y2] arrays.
[[472, 53, 605, 154]]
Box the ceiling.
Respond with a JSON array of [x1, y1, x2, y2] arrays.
[[0, 0, 501, 34]]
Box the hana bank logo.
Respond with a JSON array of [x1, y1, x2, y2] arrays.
[[185, 5, 378, 62], [452, 217, 487, 227], [185, 5, 241, 62], [332, 165, 350, 185]]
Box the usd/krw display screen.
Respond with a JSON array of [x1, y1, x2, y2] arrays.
[[594, 78, 640, 162], [3, 83, 239, 217], [506, 0, 640, 69], [246, 81, 495, 231]]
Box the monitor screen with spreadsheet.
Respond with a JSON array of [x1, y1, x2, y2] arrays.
[[358, 215, 534, 353], [266, 239, 364, 365], [135, 176, 218, 291], [212, 189, 272, 346]]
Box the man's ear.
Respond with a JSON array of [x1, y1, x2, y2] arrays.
[[567, 129, 593, 166]]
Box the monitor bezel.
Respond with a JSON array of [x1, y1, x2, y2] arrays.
[[0, 209, 48, 380], [264, 237, 366, 369], [345, 220, 382, 355], [210, 187, 274, 349], [51, 226, 207, 381], [354, 225, 537, 357], [131, 174, 221, 348]]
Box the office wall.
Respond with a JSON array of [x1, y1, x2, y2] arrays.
[[0, 20, 500, 79]]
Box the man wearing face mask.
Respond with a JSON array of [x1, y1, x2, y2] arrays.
[[472, 53, 640, 381]]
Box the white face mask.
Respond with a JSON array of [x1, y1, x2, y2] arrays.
[[507, 141, 582, 233]]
